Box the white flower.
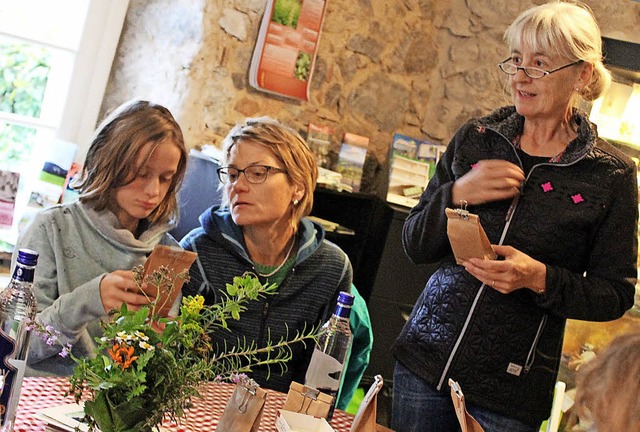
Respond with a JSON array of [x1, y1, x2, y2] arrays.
[[139, 341, 155, 351], [116, 331, 133, 342], [134, 331, 149, 341]]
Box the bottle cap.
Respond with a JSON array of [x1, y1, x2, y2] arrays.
[[337, 291, 354, 307], [17, 249, 39, 267]]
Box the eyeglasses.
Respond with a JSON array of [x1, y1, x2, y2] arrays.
[[498, 58, 583, 79], [216, 165, 288, 184]]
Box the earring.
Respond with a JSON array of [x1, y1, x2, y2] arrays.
[[293, 199, 299, 206]]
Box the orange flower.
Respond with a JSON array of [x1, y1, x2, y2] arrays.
[[108, 342, 138, 370]]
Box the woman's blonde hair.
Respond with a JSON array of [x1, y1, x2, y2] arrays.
[[574, 331, 640, 432], [220, 116, 317, 231], [74, 99, 188, 224], [504, 1, 611, 102]]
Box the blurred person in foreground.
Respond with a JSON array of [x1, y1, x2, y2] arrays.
[[180, 117, 355, 393], [391, 3, 638, 431], [573, 331, 640, 432], [16, 100, 188, 376]]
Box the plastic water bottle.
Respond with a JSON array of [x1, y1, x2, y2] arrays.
[[304, 291, 354, 420], [0, 249, 39, 432]]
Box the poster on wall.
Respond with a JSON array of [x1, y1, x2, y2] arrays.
[[249, 0, 328, 101]]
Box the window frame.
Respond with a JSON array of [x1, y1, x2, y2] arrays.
[[57, 0, 130, 164], [0, 0, 130, 165]]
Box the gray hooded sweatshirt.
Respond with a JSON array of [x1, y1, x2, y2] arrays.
[[13, 201, 177, 376]]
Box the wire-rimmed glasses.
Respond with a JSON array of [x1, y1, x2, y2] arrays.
[[498, 58, 583, 79], [216, 165, 287, 184]]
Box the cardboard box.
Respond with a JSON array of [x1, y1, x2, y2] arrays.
[[275, 409, 336, 432]]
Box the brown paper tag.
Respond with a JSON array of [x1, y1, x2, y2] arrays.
[[141, 245, 197, 316], [350, 375, 384, 432], [283, 382, 333, 419], [217, 383, 267, 432], [449, 379, 485, 432], [445, 208, 497, 265]]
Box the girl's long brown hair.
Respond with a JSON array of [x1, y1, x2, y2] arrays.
[[73, 100, 188, 224]]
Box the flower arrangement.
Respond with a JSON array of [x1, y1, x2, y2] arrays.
[[32, 266, 317, 432]]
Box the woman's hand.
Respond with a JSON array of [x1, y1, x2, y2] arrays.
[[452, 160, 525, 205], [99, 270, 154, 313], [463, 245, 547, 294]]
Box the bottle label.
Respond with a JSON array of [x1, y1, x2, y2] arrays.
[[11, 266, 35, 284], [0, 330, 20, 425], [304, 348, 345, 393], [334, 304, 352, 319]]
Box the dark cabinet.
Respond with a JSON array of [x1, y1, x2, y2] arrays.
[[311, 188, 394, 303], [311, 193, 439, 383], [364, 207, 439, 382]]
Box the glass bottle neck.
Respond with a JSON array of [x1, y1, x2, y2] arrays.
[[11, 263, 36, 284], [333, 303, 352, 319]]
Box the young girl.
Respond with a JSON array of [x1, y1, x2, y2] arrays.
[[15, 100, 188, 376]]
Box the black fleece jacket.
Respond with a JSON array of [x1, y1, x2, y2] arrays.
[[393, 106, 638, 426]]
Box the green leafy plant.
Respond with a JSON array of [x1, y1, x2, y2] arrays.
[[35, 267, 317, 432]]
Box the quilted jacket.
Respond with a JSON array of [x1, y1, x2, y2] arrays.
[[392, 106, 638, 426]]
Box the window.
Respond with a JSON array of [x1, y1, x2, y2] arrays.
[[589, 80, 640, 147], [0, 0, 129, 247]]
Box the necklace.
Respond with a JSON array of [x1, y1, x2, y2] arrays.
[[255, 237, 296, 278]]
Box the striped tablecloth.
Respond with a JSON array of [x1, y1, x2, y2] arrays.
[[14, 377, 354, 431]]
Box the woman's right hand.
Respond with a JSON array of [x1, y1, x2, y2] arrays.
[[452, 159, 525, 205], [99, 270, 153, 313]]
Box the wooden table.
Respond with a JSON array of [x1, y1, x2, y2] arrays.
[[14, 377, 354, 431]]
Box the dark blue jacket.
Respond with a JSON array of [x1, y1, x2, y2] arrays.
[[393, 106, 638, 425]]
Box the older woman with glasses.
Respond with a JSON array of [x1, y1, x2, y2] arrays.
[[179, 116, 353, 393], [391, 3, 638, 432]]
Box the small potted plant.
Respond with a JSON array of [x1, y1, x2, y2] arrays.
[[32, 267, 316, 432]]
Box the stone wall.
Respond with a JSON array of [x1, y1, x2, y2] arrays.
[[101, 0, 640, 195]]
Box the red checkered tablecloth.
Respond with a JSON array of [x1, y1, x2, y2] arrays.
[[14, 377, 354, 431]]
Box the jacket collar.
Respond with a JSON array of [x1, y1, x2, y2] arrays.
[[479, 106, 598, 165], [199, 205, 325, 265]]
